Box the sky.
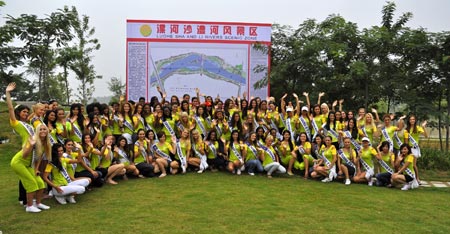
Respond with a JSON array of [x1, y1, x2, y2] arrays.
[[1, 0, 449, 98]]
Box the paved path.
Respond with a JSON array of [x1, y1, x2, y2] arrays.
[[420, 181, 450, 188]]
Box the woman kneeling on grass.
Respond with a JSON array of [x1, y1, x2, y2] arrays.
[[114, 136, 142, 178], [375, 141, 396, 187], [153, 132, 176, 178], [43, 143, 90, 205], [226, 130, 245, 175], [353, 137, 378, 186], [337, 137, 357, 185], [11, 124, 51, 213], [261, 135, 286, 178], [391, 144, 418, 191], [99, 135, 126, 184], [133, 129, 155, 178], [311, 136, 337, 183], [243, 132, 264, 176]]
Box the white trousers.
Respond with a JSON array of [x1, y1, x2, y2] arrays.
[[264, 162, 286, 175], [52, 179, 90, 196]]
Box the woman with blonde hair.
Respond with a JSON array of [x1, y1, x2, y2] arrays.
[[359, 113, 378, 143], [190, 129, 208, 173], [29, 103, 46, 129], [11, 123, 52, 212]]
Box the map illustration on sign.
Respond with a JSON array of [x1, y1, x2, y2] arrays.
[[148, 42, 248, 99], [126, 20, 271, 101]]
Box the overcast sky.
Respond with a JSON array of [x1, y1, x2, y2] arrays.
[[2, 0, 449, 98]]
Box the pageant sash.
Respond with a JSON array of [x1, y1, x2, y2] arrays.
[[344, 130, 362, 152], [359, 156, 374, 180], [123, 118, 134, 132], [194, 116, 207, 137], [176, 140, 187, 172], [163, 121, 176, 136], [192, 143, 208, 170], [381, 127, 394, 152], [408, 133, 421, 157], [338, 149, 356, 176], [51, 162, 72, 183], [152, 144, 172, 162], [378, 159, 394, 174], [299, 116, 311, 141], [320, 151, 337, 179]]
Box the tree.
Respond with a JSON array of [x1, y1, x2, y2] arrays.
[[108, 77, 126, 98], [70, 9, 101, 105], [5, 6, 76, 101], [56, 46, 78, 104]]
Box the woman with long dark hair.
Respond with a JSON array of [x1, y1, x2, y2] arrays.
[[43, 143, 90, 204], [69, 103, 85, 143], [403, 114, 428, 184]]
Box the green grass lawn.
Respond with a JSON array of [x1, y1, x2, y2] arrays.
[[1, 103, 450, 234]]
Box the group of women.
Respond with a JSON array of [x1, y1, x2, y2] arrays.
[[6, 83, 428, 212]]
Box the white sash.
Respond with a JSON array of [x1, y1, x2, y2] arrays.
[[393, 131, 403, 148], [298, 145, 306, 155], [215, 123, 223, 137], [262, 146, 276, 161], [123, 118, 134, 132], [19, 120, 35, 137], [231, 143, 243, 161], [344, 130, 362, 151], [285, 118, 295, 142], [138, 116, 145, 129], [245, 142, 258, 159], [207, 141, 217, 158], [49, 134, 57, 145], [117, 148, 130, 164], [63, 153, 77, 172], [381, 127, 394, 152], [163, 121, 176, 136], [135, 141, 148, 163], [152, 144, 172, 162], [311, 118, 320, 139], [361, 126, 368, 137], [82, 155, 91, 168], [51, 162, 72, 183], [337, 149, 356, 176], [401, 161, 419, 188], [56, 134, 65, 144], [192, 143, 208, 170], [378, 159, 394, 174], [176, 121, 185, 132], [359, 155, 374, 179], [328, 127, 339, 139], [299, 116, 311, 141], [176, 140, 187, 172], [194, 116, 207, 137], [320, 150, 337, 179], [72, 122, 83, 140], [408, 133, 421, 157]]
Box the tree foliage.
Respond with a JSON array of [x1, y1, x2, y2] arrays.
[[260, 1, 450, 150]]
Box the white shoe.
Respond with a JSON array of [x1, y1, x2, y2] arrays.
[[345, 179, 351, 185], [48, 190, 53, 197], [35, 203, 50, 210], [26, 205, 41, 213], [197, 169, 204, 174], [248, 172, 255, 176], [321, 178, 331, 183], [401, 183, 411, 191], [368, 181, 373, 186], [159, 173, 167, 178], [67, 196, 76, 204], [55, 196, 67, 205], [237, 169, 241, 175]]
